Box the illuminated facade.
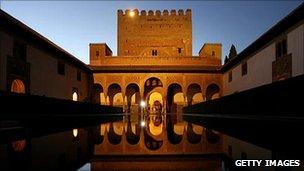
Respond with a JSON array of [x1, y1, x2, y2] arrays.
[[90, 9, 223, 115]]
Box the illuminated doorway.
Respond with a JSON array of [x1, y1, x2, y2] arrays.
[[11, 79, 25, 93]]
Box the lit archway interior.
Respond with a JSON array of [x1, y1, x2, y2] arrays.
[[72, 92, 78, 101], [206, 83, 220, 101], [173, 93, 184, 105], [167, 83, 183, 113], [144, 77, 163, 96], [113, 93, 123, 106], [148, 92, 163, 107], [11, 79, 25, 94], [125, 83, 140, 113], [192, 93, 203, 104], [93, 83, 103, 104], [108, 83, 122, 106], [187, 83, 203, 105]]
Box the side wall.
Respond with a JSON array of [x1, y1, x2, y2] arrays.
[[223, 23, 304, 95], [0, 30, 92, 102]]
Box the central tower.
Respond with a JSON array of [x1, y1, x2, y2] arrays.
[[117, 9, 192, 57]]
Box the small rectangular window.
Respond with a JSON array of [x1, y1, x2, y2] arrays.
[[96, 50, 99, 57], [57, 61, 65, 75], [228, 71, 232, 82], [13, 41, 26, 61], [276, 37, 287, 58], [282, 39, 287, 55], [242, 62, 248, 76], [152, 50, 158, 56], [178, 48, 182, 54], [77, 70, 81, 81], [212, 51, 215, 56]]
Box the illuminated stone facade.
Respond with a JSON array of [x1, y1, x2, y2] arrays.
[[117, 9, 192, 57], [90, 9, 223, 114]]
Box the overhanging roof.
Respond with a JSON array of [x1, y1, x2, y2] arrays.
[[0, 9, 91, 73]]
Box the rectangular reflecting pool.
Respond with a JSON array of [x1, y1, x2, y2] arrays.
[[0, 113, 301, 171]]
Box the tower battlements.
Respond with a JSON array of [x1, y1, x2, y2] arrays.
[[117, 9, 191, 17], [117, 9, 192, 57]]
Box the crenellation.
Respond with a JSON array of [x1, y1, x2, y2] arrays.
[[163, 10, 169, 16], [134, 9, 139, 15], [117, 9, 123, 16], [118, 9, 191, 17], [125, 9, 130, 15], [148, 10, 154, 16], [117, 9, 192, 56], [170, 10, 177, 15], [140, 10, 147, 16], [178, 9, 184, 15]]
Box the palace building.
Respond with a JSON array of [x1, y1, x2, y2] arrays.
[[90, 9, 222, 116]]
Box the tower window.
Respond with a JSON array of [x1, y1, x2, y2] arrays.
[[212, 51, 215, 56], [152, 50, 158, 56], [96, 50, 99, 57], [178, 48, 182, 54]]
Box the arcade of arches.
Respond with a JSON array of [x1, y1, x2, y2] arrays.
[[92, 74, 221, 115]]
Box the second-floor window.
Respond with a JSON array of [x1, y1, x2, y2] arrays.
[[13, 41, 26, 61], [57, 61, 65, 75], [178, 48, 182, 54], [212, 51, 215, 56], [276, 38, 287, 58], [152, 50, 158, 56], [228, 70, 232, 82], [77, 70, 81, 81], [242, 62, 248, 76]]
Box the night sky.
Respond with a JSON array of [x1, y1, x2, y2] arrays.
[[1, 1, 302, 64]]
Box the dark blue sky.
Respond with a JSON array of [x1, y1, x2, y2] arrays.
[[1, 1, 303, 64]]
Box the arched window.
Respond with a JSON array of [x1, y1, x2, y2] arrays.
[[72, 92, 78, 101], [11, 79, 25, 93]]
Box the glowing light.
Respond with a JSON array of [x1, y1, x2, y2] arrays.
[[11, 140, 26, 152], [129, 11, 135, 17], [140, 120, 146, 127], [140, 101, 146, 108], [73, 92, 78, 101], [73, 129, 78, 138]]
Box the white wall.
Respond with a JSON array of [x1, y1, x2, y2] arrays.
[[223, 23, 304, 96], [223, 44, 275, 95]]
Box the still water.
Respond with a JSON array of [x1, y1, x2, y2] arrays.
[[0, 113, 273, 171]]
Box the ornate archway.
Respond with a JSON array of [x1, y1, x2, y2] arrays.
[[167, 83, 183, 113], [187, 83, 203, 105], [206, 83, 220, 101], [107, 83, 122, 106]]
